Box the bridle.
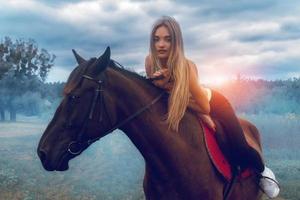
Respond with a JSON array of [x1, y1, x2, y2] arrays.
[[67, 74, 165, 155]]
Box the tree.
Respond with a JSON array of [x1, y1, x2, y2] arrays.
[[0, 36, 56, 121]]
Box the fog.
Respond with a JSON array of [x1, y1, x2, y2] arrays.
[[0, 78, 299, 199]]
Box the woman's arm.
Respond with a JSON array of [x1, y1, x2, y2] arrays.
[[187, 60, 216, 131], [186, 59, 204, 113], [188, 61, 210, 114]]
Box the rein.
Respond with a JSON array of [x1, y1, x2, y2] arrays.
[[67, 74, 165, 155]]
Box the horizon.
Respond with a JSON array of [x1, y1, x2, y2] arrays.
[[44, 66, 300, 86]]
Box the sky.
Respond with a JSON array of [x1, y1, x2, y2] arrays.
[[0, 0, 299, 84]]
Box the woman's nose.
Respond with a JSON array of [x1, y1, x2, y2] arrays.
[[158, 40, 165, 47]]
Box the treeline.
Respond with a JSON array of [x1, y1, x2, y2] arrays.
[[0, 81, 64, 121], [212, 77, 300, 114], [1, 77, 299, 121]]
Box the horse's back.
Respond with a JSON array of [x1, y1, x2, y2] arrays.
[[143, 110, 262, 200], [224, 118, 264, 200]]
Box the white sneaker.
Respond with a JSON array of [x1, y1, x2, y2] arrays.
[[259, 166, 280, 198]]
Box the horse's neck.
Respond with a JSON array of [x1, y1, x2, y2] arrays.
[[106, 68, 167, 155], [106, 68, 213, 182], [106, 68, 158, 116]]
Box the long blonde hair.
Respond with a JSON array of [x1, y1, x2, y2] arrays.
[[149, 16, 190, 132]]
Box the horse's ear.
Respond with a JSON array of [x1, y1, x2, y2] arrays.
[[92, 46, 111, 75], [72, 49, 86, 64]]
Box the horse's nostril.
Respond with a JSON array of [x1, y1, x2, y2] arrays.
[[38, 149, 47, 163]]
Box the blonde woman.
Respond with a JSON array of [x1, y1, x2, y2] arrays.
[[145, 16, 279, 198]]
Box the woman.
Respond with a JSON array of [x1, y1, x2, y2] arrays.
[[145, 16, 279, 198]]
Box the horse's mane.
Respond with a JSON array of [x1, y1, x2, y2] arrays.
[[109, 60, 150, 85], [63, 58, 154, 96]]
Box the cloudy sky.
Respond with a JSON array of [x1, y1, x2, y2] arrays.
[[1, 0, 299, 83]]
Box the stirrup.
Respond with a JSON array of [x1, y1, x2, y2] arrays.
[[259, 166, 280, 199]]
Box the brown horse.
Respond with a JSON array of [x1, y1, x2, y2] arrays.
[[37, 47, 262, 200]]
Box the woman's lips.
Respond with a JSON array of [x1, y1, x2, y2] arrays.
[[158, 50, 167, 54]]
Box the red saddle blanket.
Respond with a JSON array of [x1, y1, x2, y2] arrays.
[[202, 123, 253, 181]]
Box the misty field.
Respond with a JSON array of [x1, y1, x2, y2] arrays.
[[0, 113, 299, 200]]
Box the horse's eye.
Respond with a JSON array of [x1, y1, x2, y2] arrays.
[[66, 95, 80, 113], [69, 95, 80, 101]]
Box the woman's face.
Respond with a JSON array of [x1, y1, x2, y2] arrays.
[[154, 25, 171, 60]]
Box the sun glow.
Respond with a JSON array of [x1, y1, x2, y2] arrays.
[[201, 75, 231, 86]]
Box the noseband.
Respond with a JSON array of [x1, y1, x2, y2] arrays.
[[67, 74, 164, 155]]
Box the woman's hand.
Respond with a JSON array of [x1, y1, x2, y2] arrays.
[[152, 68, 170, 79], [188, 98, 216, 132], [151, 69, 173, 91], [197, 114, 216, 132]]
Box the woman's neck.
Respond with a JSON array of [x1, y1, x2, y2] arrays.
[[159, 58, 168, 69]]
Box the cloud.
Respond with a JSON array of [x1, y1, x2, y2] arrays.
[[0, 0, 299, 82], [46, 64, 71, 82]]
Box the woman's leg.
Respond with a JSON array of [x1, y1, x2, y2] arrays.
[[209, 90, 264, 172]]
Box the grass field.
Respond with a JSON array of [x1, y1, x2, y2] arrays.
[[0, 113, 299, 200]]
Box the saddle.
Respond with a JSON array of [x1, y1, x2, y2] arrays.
[[200, 119, 264, 181]]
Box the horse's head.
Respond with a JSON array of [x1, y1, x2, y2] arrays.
[[37, 47, 116, 171]]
